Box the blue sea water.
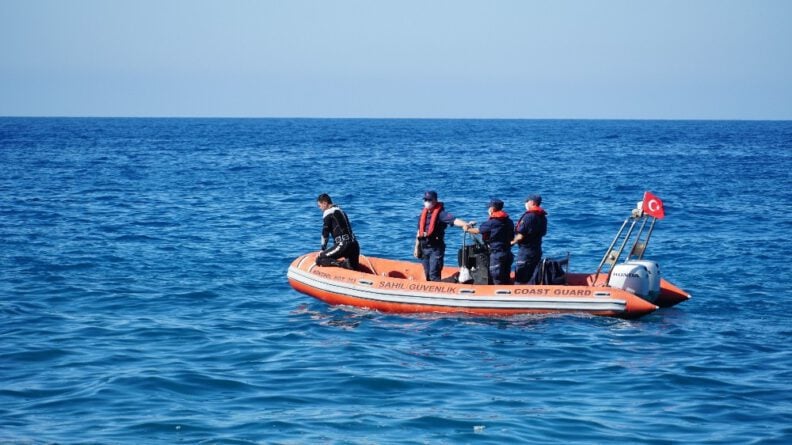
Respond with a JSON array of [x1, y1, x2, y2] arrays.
[[1, 117, 791, 444]]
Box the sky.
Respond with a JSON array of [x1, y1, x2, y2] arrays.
[[1, 0, 791, 119]]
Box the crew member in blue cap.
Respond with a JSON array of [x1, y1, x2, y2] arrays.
[[464, 198, 515, 284], [415, 190, 470, 281], [512, 194, 547, 284]]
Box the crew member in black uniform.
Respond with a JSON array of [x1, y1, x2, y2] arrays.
[[465, 198, 515, 284], [512, 194, 547, 284], [316, 193, 360, 270]]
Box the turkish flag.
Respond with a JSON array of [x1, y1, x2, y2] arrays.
[[642, 191, 665, 219]]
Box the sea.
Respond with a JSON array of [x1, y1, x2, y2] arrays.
[[1, 117, 791, 444]]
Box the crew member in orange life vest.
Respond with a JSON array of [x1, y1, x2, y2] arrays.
[[464, 198, 515, 285], [316, 193, 360, 270], [512, 194, 547, 284], [414, 190, 469, 281]]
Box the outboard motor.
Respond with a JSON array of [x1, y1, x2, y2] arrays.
[[608, 262, 650, 299], [626, 259, 661, 302]]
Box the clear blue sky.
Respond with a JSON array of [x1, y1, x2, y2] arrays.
[[2, 0, 790, 119]]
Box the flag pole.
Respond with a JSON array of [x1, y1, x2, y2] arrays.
[[637, 217, 657, 260], [628, 216, 649, 260], [594, 217, 629, 278], [605, 216, 640, 284]]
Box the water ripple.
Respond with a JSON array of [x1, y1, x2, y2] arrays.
[[1, 118, 791, 444]]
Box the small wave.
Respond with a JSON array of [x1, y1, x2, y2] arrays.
[[2, 347, 74, 364], [167, 290, 220, 300], [113, 234, 161, 242]]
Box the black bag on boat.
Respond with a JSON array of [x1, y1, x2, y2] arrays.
[[528, 255, 569, 285]]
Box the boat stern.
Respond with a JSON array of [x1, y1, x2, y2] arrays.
[[656, 279, 691, 308]]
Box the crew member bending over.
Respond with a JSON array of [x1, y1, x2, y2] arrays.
[[316, 193, 360, 270]]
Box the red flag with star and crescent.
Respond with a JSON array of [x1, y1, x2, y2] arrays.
[[642, 191, 665, 219]]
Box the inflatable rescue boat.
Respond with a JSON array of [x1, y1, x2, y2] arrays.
[[287, 193, 690, 319]]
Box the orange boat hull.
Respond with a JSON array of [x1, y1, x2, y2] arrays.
[[286, 253, 686, 319]]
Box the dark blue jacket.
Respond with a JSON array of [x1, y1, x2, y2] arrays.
[[515, 208, 547, 251], [478, 212, 515, 251]]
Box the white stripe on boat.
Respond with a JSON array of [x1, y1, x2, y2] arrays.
[[288, 267, 627, 312]]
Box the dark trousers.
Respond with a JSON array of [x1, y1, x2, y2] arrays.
[[317, 241, 360, 270], [514, 247, 541, 285], [489, 249, 514, 285], [421, 244, 445, 281]]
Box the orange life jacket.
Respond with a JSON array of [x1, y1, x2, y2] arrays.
[[418, 202, 444, 237]]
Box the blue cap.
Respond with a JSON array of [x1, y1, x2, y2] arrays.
[[525, 195, 542, 205], [423, 190, 438, 201], [488, 198, 504, 210]]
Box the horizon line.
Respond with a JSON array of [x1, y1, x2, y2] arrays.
[[2, 115, 791, 122]]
